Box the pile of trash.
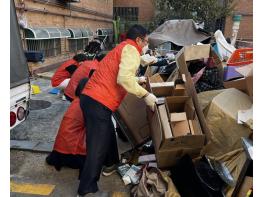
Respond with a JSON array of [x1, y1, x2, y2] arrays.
[[114, 19, 253, 197]]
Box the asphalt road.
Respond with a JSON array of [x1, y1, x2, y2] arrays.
[[10, 77, 131, 197]]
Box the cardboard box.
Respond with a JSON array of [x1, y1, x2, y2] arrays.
[[149, 73, 167, 83], [147, 104, 205, 168], [165, 96, 195, 120], [147, 80, 186, 98], [224, 76, 253, 99], [146, 71, 205, 168], [176, 44, 224, 140], [165, 96, 195, 137]]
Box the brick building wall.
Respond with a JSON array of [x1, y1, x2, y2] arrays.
[[113, 0, 155, 22], [14, 0, 113, 72], [224, 0, 253, 41]]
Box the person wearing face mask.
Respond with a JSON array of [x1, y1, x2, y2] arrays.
[[77, 24, 157, 196]]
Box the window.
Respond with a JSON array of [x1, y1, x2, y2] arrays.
[[113, 7, 139, 21], [83, 38, 89, 49], [26, 39, 61, 58], [215, 17, 226, 32], [68, 38, 89, 52]]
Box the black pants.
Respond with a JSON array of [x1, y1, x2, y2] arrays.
[[46, 150, 85, 172], [64, 93, 73, 102], [78, 94, 119, 195]]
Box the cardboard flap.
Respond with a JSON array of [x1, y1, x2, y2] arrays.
[[158, 105, 173, 139], [173, 84, 186, 96], [148, 105, 163, 151], [117, 94, 150, 145], [189, 119, 203, 135]]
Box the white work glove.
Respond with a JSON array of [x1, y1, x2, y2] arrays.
[[140, 54, 158, 67], [137, 76, 147, 84], [143, 93, 157, 112]]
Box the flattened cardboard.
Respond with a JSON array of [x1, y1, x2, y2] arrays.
[[170, 112, 187, 122], [117, 93, 150, 146]]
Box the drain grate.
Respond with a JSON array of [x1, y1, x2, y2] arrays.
[[29, 100, 52, 110]]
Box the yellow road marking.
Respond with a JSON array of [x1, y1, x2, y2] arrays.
[[112, 191, 129, 197], [10, 181, 55, 196]]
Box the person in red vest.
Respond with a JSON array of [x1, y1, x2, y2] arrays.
[[77, 25, 157, 196], [64, 54, 105, 102], [45, 78, 90, 175], [51, 53, 88, 90]]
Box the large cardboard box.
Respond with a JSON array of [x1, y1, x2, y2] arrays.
[[115, 67, 177, 147], [147, 80, 205, 168], [148, 104, 204, 168], [165, 96, 196, 137], [175, 44, 224, 140]]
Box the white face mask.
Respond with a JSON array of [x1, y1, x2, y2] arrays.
[[142, 44, 149, 55]]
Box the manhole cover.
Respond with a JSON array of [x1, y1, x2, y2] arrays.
[[29, 100, 52, 110]]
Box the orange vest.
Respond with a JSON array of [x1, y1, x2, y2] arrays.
[[82, 39, 142, 111], [51, 59, 79, 87], [64, 60, 98, 100], [53, 98, 86, 155]]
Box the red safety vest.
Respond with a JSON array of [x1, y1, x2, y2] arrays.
[[51, 59, 79, 87], [64, 60, 99, 100], [82, 39, 142, 111], [53, 98, 86, 155]]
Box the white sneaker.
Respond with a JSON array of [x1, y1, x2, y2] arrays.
[[62, 95, 66, 101]]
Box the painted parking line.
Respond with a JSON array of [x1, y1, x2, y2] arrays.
[[112, 192, 129, 197], [10, 181, 55, 196]]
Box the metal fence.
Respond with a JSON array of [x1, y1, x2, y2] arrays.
[[26, 38, 61, 58]]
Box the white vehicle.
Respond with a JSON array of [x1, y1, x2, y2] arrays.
[[10, 0, 30, 129]]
